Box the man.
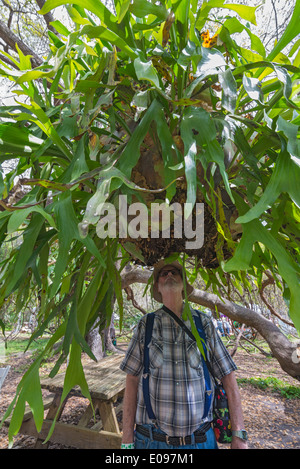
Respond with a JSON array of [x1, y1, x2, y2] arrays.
[[120, 260, 248, 449]]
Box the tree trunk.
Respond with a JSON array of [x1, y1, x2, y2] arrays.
[[86, 321, 105, 362], [121, 267, 300, 381], [104, 312, 118, 353], [86, 310, 118, 361]]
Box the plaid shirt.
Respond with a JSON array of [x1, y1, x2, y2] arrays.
[[120, 306, 237, 437]]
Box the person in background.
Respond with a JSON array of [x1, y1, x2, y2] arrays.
[[217, 319, 225, 336]]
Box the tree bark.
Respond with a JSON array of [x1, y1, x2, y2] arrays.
[[121, 267, 300, 381], [35, 0, 57, 34], [0, 19, 42, 68], [86, 321, 105, 362], [0, 52, 19, 69], [104, 312, 118, 353]]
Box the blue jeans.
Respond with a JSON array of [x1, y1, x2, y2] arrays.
[[135, 424, 218, 450]]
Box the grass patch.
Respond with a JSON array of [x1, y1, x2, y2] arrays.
[[0, 335, 49, 357], [237, 376, 300, 399]]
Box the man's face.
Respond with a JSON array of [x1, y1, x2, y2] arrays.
[[157, 265, 183, 298]]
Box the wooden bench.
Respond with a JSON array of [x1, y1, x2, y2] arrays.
[[18, 354, 126, 449], [4, 394, 55, 424], [0, 366, 10, 392]]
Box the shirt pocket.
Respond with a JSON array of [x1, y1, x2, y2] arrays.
[[149, 339, 164, 369], [187, 340, 203, 375]]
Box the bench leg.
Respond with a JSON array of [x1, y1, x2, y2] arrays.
[[34, 393, 67, 449], [95, 399, 121, 434], [78, 403, 95, 427]]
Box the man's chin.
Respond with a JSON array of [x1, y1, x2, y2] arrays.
[[161, 283, 182, 293]]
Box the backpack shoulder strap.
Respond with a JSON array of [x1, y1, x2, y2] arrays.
[[142, 312, 156, 421], [194, 311, 214, 419], [193, 311, 208, 358], [143, 312, 155, 375]]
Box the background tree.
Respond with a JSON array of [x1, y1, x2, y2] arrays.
[[0, 0, 52, 68], [0, 0, 300, 445]]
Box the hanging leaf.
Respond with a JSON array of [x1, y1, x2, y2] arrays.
[[4, 213, 45, 296], [180, 110, 198, 216], [195, 47, 226, 79], [225, 194, 300, 333], [6, 363, 43, 446], [1, 323, 67, 446], [13, 101, 73, 161], [44, 339, 92, 443], [107, 240, 124, 329], [221, 3, 258, 25], [117, 99, 164, 178], [0, 124, 63, 158], [219, 68, 237, 113], [7, 206, 57, 234], [236, 151, 300, 224], [129, 0, 168, 21], [162, 12, 175, 47], [80, 25, 137, 60], [242, 75, 264, 104], [51, 192, 105, 296], [134, 57, 161, 89], [180, 107, 234, 218]]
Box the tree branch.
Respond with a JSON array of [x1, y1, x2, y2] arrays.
[[0, 18, 42, 68], [270, 0, 279, 42], [259, 272, 295, 328], [124, 286, 148, 315], [230, 324, 245, 357], [0, 52, 19, 69], [35, 0, 57, 34], [121, 267, 300, 381]]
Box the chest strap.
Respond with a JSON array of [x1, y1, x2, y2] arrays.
[[142, 312, 156, 421]]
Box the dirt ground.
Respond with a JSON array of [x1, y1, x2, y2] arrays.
[[0, 345, 299, 450]]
